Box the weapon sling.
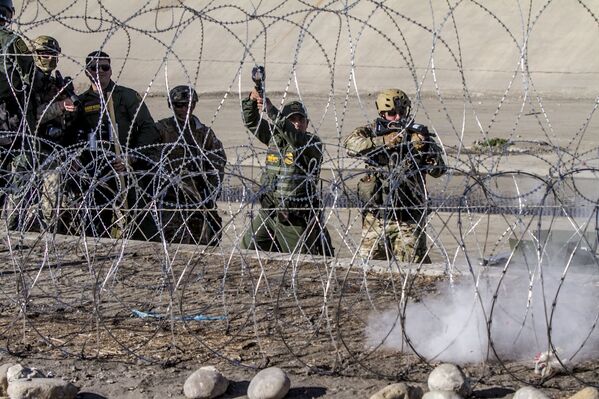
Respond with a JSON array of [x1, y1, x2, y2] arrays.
[[107, 96, 128, 238]]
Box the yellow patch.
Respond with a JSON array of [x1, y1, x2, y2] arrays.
[[283, 152, 294, 165], [84, 104, 101, 113], [266, 153, 279, 164]]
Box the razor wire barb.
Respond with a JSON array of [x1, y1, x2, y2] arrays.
[[0, 0, 597, 388]]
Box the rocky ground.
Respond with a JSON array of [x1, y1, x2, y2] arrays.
[[0, 236, 597, 398]]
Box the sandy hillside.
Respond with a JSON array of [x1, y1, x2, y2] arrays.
[[14, 0, 599, 99]]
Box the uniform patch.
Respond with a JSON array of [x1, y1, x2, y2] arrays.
[[284, 152, 294, 165], [14, 37, 30, 54], [266, 153, 279, 164], [84, 103, 101, 113]]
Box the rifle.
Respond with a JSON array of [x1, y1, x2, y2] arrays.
[[251, 65, 265, 97], [373, 117, 434, 137], [373, 117, 436, 160], [55, 70, 81, 108]]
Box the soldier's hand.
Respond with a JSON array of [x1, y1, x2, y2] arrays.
[[383, 131, 403, 147], [250, 88, 272, 113], [249, 88, 262, 102], [62, 99, 77, 113], [112, 157, 127, 173], [411, 133, 427, 152]]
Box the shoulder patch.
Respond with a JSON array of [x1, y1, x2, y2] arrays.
[[284, 152, 294, 166], [14, 37, 30, 54], [84, 103, 101, 113]]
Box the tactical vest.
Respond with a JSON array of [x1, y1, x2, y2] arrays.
[[157, 116, 218, 206], [356, 126, 428, 222], [33, 73, 61, 132], [159, 116, 209, 162], [260, 136, 318, 209]]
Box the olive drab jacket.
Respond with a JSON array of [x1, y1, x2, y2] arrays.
[[0, 27, 33, 138], [74, 80, 160, 166], [155, 115, 226, 206], [0, 26, 32, 100], [343, 122, 446, 223], [241, 97, 323, 210]]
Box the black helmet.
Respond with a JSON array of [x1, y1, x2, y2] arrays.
[[281, 101, 307, 119], [168, 85, 198, 107], [0, 0, 14, 22]]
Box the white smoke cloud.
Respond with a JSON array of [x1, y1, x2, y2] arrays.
[[365, 266, 599, 364]]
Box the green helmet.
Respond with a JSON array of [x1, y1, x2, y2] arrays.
[[169, 85, 198, 106], [281, 100, 307, 119], [32, 35, 61, 73], [375, 88, 411, 117]]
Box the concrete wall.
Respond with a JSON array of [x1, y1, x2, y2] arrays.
[[14, 0, 599, 99]]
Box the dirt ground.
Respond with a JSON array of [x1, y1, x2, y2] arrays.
[[0, 233, 597, 398], [7, 1, 599, 396], [1, 93, 598, 398]]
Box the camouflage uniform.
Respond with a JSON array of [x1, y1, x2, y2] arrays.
[[240, 97, 333, 256], [4, 67, 74, 231], [155, 114, 226, 245], [0, 25, 31, 130], [344, 123, 446, 262], [0, 24, 32, 214], [73, 80, 160, 239]]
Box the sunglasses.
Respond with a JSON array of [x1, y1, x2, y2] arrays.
[[173, 102, 192, 108], [36, 51, 58, 57], [386, 110, 400, 117], [88, 64, 111, 72]]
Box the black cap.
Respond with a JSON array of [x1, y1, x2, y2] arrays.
[[281, 101, 307, 118]]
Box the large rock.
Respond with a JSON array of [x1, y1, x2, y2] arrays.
[[513, 386, 550, 399], [422, 391, 463, 399], [370, 382, 424, 399], [569, 387, 599, 399], [7, 378, 78, 399], [6, 364, 45, 383], [247, 367, 290, 399], [427, 364, 471, 398], [183, 366, 229, 399], [0, 363, 15, 396]]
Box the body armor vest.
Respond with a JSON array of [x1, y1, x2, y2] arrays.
[[261, 135, 318, 208]]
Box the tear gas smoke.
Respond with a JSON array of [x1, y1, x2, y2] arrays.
[[366, 266, 599, 364]]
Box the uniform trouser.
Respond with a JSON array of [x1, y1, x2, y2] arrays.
[[3, 151, 70, 233], [0, 99, 23, 213], [160, 205, 222, 246], [241, 208, 334, 256], [75, 164, 158, 240], [359, 211, 431, 263]]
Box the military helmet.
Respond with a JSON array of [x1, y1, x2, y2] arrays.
[[32, 35, 60, 73], [0, 0, 14, 22], [375, 88, 411, 117], [281, 101, 307, 119], [32, 35, 61, 53], [169, 85, 198, 107]]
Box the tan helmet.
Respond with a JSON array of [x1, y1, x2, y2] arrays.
[[31, 35, 61, 73], [375, 89, 411, 117]]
